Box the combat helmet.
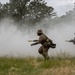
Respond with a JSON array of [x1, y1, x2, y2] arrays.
[[37, 29, 43, 35]]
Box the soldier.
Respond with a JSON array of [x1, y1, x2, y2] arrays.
[[65, 37, 75, 45], [31, 30, 56, 59]]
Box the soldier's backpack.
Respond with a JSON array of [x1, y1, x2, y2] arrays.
[[46, 39, 56, 48]]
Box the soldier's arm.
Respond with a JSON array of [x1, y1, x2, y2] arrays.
[[31, 40, 38, 46], [31, 36, 43, 46], [69, 40, 72, 42], [33, 40, 38, 42], [31, 39, 40, 46], [31, 39, 42, 46], [31, 42, 38, 46], [65, 40, 72, 42]]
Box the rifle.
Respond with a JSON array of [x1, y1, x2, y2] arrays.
[[65, 40, 73, 42], [65, 40, 70, 42], [28, 40, 38, 42]]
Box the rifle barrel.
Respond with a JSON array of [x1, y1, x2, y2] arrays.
[[28, 40, 33, 42], [65, 40, 69, 42], [28, 40, 38, 42]]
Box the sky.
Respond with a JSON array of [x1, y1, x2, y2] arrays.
[[0, 0, 75, 16], [46, 0, 75, 16]]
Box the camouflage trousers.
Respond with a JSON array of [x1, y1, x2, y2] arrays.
[[38, 46, 50, 59]]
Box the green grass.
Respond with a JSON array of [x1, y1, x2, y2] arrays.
[[0, 56, 75, 75]]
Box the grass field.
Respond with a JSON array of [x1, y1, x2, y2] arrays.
[[0, 56, 75, 75]]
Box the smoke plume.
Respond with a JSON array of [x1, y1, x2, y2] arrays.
[[0, 10, 75, 57]]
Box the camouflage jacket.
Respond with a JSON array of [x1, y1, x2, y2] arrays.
[[31, 34, 52, 47]]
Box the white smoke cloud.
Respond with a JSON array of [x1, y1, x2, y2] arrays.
[[0, 18, 40, 57], [47, 25, 75, 56], [0, 10, 75, 58]]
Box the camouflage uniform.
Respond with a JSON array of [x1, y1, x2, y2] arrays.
[[31, 30, 56, 59]]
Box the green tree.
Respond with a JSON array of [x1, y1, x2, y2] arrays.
[[0, 2, 3, 19], [0, 2, 10, 19], [27, 0, 54, 24], [9, 0, 30, 21], [0, 0, 55, 25], [9, 0, 55, 24]]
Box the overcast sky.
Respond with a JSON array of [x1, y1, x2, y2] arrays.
[[0, 0, 75, 16]]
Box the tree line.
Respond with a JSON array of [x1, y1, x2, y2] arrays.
[[0, 0, 56, 25]]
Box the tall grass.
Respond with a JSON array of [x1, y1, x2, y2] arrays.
[[0, 55, 75, 75]]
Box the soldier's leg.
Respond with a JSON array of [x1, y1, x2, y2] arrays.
[[43, 47, 49, 59], [38, 46, 43, 54], [38, 46, 49, 59]]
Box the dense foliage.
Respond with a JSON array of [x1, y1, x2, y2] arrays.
[[0, 0, 55, 24]]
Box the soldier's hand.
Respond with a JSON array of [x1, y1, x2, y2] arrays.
[[31, 44, 34, 46]]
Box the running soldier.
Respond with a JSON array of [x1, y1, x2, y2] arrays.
[[66, 33, 75, 45], [65, 37, 75, 45], [31, 30, 56, 59]]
